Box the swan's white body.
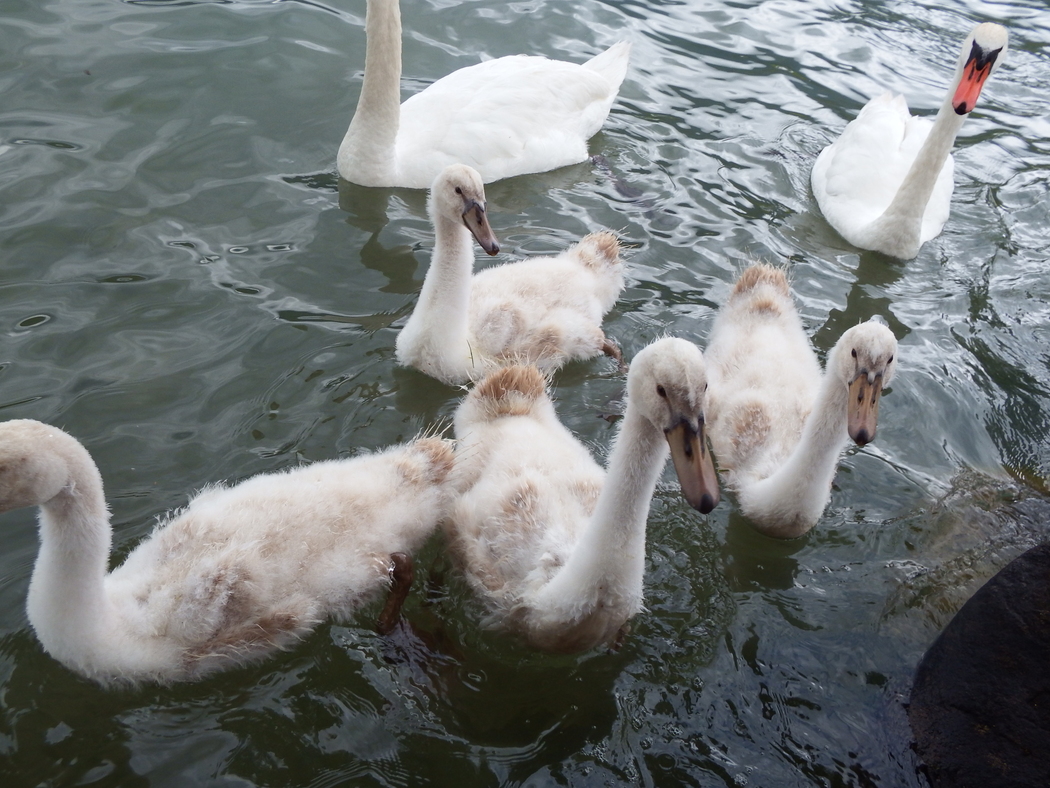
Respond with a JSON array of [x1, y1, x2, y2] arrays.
[[337, 0, 631, 188], [0, 419, 454, 686], [812, 23, 1008, 259], [446, 338, 719, 653], [704, 265, 898, 538], [395, 164, 625, 385]]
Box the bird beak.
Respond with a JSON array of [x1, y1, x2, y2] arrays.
[[952, 42, 1002, 114], [847, 372, 884, 446], [462, 200, 500, 256], [665, 420, 720, 514]]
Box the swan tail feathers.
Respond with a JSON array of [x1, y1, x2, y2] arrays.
[[728, 264, 792, 317], [732, 263, 790, 298], [400, 437, 456, 485], [582, 41, 631, 90], [859, 91, 910, 123], [572, 231, 623, 273], [469, 365, 548, 421]]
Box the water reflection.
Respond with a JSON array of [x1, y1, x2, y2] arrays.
[[337, 177, 394, 235], [1, 632, 149, 786], [812, 250, 912, 351], [356, 225, 427, 297], [721, 511, 804, 592]]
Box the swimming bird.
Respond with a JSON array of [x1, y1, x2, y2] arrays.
[[811, 23, 1008, 259], [337, 0, 631, 188], [704, 265, 897, 538], [0, 419, 454, 686], [445, 338, 719, 653], [395, 164, 625, 385]]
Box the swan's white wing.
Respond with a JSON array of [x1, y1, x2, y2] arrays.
[[395, 52, 626, 187], [813, 93, 917, 236]]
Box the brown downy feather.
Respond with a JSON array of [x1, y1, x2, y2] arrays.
[[571, 231, 622, 272], [397, 437, 456, 485], [471, 365, 548, 420], [730, 263, 791, 316], [732, 263, 790, 297]]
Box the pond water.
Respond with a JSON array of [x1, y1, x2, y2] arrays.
[[1, 0, 1049, 785]]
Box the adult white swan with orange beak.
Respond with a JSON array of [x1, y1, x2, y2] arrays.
[[812, 23, 1008, 259]]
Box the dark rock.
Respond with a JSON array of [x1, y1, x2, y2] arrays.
[[909, 542, 1050, 787]]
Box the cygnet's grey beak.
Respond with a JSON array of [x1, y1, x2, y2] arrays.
[[462, 200, 500, 256], [847, 372, 884, 446], [666, 419, 720, 514]]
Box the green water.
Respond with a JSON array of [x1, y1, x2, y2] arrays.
[[2, 0, 1049, 785]]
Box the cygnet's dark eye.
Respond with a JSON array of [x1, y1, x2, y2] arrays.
[[851, 348, 857, 358], [656, 385, 667, 399], [455, 186, 463, 195], [888, 355, 894, 364], [703, 383, 708, 393]]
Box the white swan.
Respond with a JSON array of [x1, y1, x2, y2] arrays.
[[337, 0, 631, 188], [395, 164, 626, 385], [0, 419, 454, 686], [445, 338, 720, 653], [811, 23, 1008, 259], [704, 265, 897, 538]]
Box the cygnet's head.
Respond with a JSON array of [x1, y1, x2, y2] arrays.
[[952, 22, 1008, 115], [428, 164, 500, 256], [627, 337, 720, 514], [828, 320, 898, 446], [0, 420, 81, 513]]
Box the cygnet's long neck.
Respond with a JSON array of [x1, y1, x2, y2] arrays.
[[26, 450, 114, 667], [338, 0, 402, 182], [539, 405, 667, 613], [743, 364, 850, 539], [414, 208, 475, 350]]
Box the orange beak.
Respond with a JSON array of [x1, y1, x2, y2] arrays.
[[952, 44, 1001, 115]]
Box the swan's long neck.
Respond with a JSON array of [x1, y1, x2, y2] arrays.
[[864, 87, 968, 257], [742, 367, 850, 539], [338, 0, 402, 183], [534, 406, 666, 627], [26, 454, 114, 670], [884, 103, 965, 220]]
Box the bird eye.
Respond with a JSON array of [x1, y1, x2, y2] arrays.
[[888, 355, 894, 364], [851, 349, 857, 358], [656, 385, 667, 399], [455, 187, 462, 195], [703, 383, 708, 393]]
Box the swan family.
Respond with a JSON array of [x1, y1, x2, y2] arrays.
[[1, 7, 1014, 683]]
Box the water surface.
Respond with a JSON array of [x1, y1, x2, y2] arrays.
[[1, 0, 1049, 785]]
